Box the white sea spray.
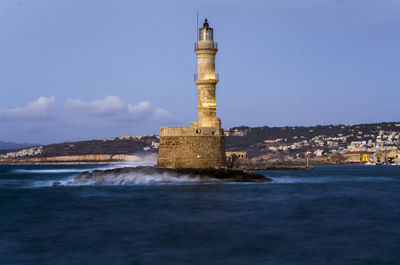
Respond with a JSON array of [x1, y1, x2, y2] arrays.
[[69, 172, 204, 186]]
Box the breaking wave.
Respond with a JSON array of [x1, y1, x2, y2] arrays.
[[64, 172, 205, 186], [14, 169, 88, 174], [31, 176, 76, 188], [13, 164, 131, 175]]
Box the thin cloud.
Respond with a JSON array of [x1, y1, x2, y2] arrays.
[[154, 108, 173, 119], [0, 95, 174, 122], [65, 95, 171, 122], [127, 101, 151, 115], [65, 96, 126, 116], [0, 96, 55, 121]]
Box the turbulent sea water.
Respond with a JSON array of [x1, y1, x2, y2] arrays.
[[1, 165, 399, 265]]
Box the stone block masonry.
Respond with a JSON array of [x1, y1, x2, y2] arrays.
[[157, 126, 226, 168]]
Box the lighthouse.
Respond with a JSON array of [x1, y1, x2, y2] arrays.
[[192, 18, 221, 128], [157, 18, 226, 169]]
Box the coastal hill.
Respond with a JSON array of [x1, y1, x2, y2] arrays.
[[0, 135, 159, 164], [1, 122, 399, 164], [0, 141, 38, 150], [225, 121, 400, 164]]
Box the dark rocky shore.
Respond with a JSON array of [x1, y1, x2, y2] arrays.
[[52, 166, 272, 186]]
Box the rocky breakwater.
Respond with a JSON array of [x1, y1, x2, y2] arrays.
[[52, 166, 271, 186]]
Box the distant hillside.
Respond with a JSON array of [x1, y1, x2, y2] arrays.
[[0, 141, 37, 150], [2, 121, 400, 163], [225, 121, 400, 158], [0, 136, 159, 157], [226, 122, 400, 145]]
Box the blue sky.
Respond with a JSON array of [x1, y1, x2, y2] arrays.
[[0, 0, 399, 144]]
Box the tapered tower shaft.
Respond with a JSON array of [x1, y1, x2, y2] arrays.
[[194, 18, 219, 127]]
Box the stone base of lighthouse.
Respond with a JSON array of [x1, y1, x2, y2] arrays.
[[157, 126, 226, 169]]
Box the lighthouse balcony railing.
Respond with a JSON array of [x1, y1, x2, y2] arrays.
[[194, 42, 218, 50], [194, 73, 219, 82]]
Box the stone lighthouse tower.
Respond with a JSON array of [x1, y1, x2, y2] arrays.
[[157, 18, 226, 169], [192, 18, 220, 128]]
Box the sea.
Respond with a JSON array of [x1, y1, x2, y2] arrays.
[[0, 164, 399, 265]]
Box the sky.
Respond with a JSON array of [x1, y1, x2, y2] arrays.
[[0, 0, 399, 144]]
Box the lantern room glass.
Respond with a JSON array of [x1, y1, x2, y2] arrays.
[[199, 28, 213, 41]]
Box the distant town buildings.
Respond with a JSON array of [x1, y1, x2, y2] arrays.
[[225, 123, 400, 165], [0, 146, 43, 159]]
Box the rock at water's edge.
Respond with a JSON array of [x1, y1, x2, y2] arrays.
[[58, 166, 271, 186], [52, 181, 62, 187]]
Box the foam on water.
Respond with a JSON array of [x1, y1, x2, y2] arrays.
[[24, 167, 207, 187], [14, 169, 88, 174], [67, 172, 205, 186], [31, 176, 77, 188], [11, 164, 133, 188], [90, 163, 154, 171], [12, 164, 132, 174]]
